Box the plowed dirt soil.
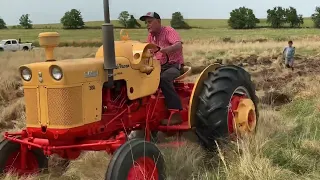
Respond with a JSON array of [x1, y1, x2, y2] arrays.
[[186, 54, 320, 107]]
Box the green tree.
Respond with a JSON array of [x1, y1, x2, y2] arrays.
[[19, 14, 33, 29], [285, 7, 304, 27], [118, 11, 130, 28], [127, 15, 141, 28], [228, 6, 260, 29], [60, 9, 85, 29], [0, 17, 7, 29], [266, 6, 287, 28], [311, 6, 320, 28], [170, 12, 191, 29]]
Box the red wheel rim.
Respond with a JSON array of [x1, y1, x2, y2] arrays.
[[228, 95, 245, 135], [127, 156, 159, 180], [4, 150, 39, 175]]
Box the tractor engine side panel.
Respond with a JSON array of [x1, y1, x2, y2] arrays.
[[96, 41, 162, 101], [25, 81, 102, 129]]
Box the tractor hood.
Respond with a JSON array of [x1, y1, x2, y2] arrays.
[[19, 58, 106, 86]]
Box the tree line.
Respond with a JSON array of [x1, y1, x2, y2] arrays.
[[228, 6, 320, 29], [117, 11, 190, 29], [0, 9, 85, 30], [0, 9, 190, 30], [0, 14, 33, 29], [0, 6, 320, 30]]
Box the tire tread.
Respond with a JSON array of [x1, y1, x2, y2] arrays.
[[195, 65, 259, 150]]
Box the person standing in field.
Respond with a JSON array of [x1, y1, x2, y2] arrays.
[[283, 40, 295, 71]]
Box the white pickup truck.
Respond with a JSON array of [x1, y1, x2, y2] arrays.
[[0, 39, 33, 52]]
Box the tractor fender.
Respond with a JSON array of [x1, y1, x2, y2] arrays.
[[188, 63, 222, 128]]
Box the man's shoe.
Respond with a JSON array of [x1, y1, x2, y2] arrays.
[[160, 111, 183, 126]]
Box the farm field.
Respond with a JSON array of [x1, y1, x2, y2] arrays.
[[12, 17, 317, 29], [1, 18, 320, 180], [0, 18, 319, 47]]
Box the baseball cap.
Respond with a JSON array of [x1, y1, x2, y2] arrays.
[[139, 12, 161, 21]]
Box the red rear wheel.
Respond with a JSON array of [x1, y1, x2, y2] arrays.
[[0, 139, 48, 176], [227, 87, 257, 137], [228, 95, 244, 135], [105, 139, 165, 180]]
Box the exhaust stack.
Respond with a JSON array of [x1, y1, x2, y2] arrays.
[[102, 0, 117, 87]]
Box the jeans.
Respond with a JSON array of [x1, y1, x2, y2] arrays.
[[160, 63, 183, 110], [285, 58, 294, 67]]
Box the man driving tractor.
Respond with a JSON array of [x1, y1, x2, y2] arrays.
[[139, 12, 184, 125]]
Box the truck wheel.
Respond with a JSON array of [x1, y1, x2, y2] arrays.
[[23, 47, 29, 51], [195, 65, 259, 151], [105, 139, 166, 180], [0, 48, 3, 52], [0, 139, 48, 176]]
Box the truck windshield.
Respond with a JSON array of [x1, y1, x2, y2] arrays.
[[0, 40, 6, 45]]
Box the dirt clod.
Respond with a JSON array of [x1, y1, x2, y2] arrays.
[[260, 91, 292, 106]]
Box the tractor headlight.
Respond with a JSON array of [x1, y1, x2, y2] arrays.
[[50, 65, 63, 80], [20, 67, 32, 81]]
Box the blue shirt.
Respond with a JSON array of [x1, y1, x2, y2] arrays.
[[283, 46, 295, 59]]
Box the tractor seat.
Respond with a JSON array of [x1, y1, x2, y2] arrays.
[[175, 65, 192, 81]]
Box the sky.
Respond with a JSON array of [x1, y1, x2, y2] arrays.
[[0, 0, 319, 25]]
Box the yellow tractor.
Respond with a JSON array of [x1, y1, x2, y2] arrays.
[[0, 0, 259, 179]]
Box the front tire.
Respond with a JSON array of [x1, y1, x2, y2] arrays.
[[195, 65, 259, 151], [0, 139, 48, 175], [105, 139, 166, 180]]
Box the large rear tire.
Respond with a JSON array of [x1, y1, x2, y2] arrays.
[[195, 65, 259, 151], [105, 139, 166, 180]]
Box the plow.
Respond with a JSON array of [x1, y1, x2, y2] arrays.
[[0, 0, 259, 179]]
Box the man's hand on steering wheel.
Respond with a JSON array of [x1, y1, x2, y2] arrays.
[[152, 46, 169, 55], [159, 47, 170, 54], [150, 46, 161, 54], [149, 46, 170, 65]]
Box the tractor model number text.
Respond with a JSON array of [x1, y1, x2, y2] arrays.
[[115, 64, 129, 69], [84, 70, 99, 78]]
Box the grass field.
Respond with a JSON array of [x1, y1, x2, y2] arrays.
[[0, 19, 320, 179], [27, 18, 317, 29], [0, 18, 318, 47]]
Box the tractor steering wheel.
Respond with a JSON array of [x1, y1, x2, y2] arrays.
[[152, 46, 169, 66]]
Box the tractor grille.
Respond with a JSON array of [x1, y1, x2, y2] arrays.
[[24, 86, 83, 128], [24, 88, 39, 126], [47, 86, 83, 127]]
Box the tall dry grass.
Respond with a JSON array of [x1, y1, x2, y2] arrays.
[[0, 39, 319, 179]]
